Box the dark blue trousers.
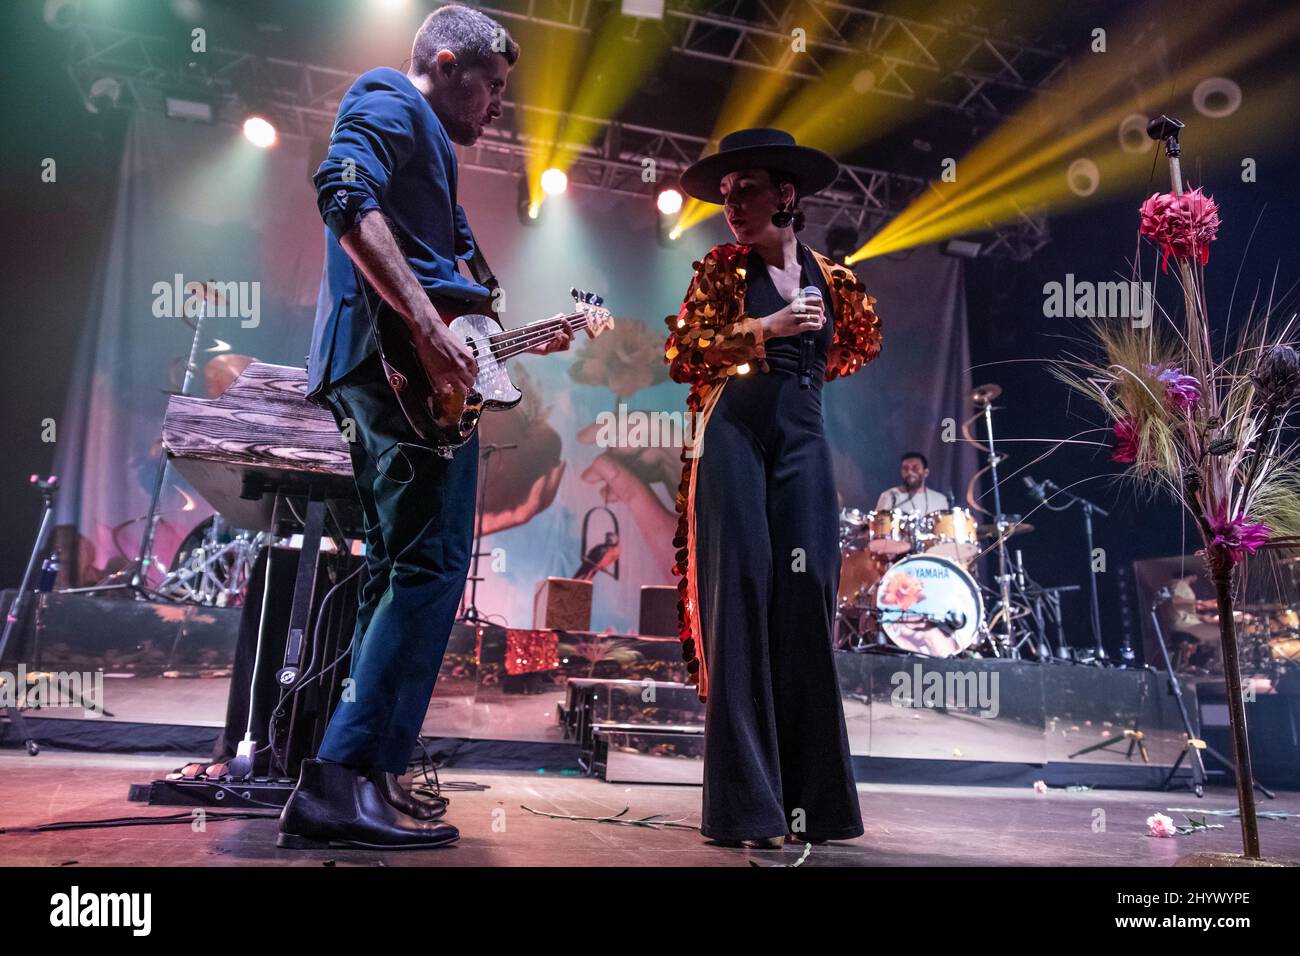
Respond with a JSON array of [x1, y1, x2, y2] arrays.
[[318, 355, 477, 773]]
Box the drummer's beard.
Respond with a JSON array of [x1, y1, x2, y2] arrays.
[[903, 475, 923, 491]]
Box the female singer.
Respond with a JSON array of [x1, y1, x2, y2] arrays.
[[664, 129, 882, 848]]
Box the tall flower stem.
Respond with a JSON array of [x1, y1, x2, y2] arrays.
[[1207, 547, 1261, 858]]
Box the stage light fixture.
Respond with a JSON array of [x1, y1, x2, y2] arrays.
[[43, 0, 81, 30], [825, 225, 859, 265], [540, 167, 568, 196], [1066, 158, 1100, 198], [656, 187, 683, 216], [165, 95, 214, 124], [84, 77, 122, 114], [243, 115, 277, 148], [516, 176, 541, 227], [1117, 113, 1152, 154], [1193, 77, 1242, 118], [621, 0, 664, 19], [942, 238, 983, 259]]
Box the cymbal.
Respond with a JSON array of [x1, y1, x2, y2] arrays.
[[977, 519, 1034, 539], [971, 383, 1002, 405]]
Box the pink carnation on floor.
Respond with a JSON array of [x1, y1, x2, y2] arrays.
[[1139, 187, 1220, 272], [1147, 813, 1177, 838]]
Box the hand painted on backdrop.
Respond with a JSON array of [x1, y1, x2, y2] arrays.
[[577, 419, 679, 577]]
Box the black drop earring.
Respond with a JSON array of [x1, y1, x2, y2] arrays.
[[771, 206, 794, 228]]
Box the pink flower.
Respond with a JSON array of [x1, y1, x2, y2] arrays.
[[1111, 416, 1138, 463], [1208, 502, 1271, 563], [1146, 364, 1202, 413], [1032, 780, 1048, 794], [1147, 813, 1177, 838], [1139, 187, 1221, 272]]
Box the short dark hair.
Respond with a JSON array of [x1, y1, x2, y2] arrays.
[[901, 451, 928, 468], [412, 4, 519, 73]]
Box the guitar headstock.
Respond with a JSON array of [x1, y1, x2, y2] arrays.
[[570, 287, 614, 337]]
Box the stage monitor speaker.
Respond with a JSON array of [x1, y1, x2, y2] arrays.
[[638, 585, 677, 637], [533, 577, 592, 631]]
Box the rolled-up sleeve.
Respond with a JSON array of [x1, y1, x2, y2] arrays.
[[313, 78, 418, 239]]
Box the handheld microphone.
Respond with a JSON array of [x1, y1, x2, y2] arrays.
[[797, 285, 822, 390]]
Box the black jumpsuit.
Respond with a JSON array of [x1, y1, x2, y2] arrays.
[[693, 243, 864, 842]]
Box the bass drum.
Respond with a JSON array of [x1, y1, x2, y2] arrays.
[[871, 554, 984, 657]]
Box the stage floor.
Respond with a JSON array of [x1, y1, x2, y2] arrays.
[[2, 751, 1297, 867]]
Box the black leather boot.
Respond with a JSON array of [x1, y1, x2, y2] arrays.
[[368, 769, 448, 821], [277, 759, 459, 850]]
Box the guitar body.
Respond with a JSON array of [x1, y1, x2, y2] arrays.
[[373, 299, 518, 452], [371, 287, 610, 453]]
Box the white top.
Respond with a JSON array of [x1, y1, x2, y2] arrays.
[[874, 486, 951, 515]]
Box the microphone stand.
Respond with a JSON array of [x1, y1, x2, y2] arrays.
[[1040, 479, 1109, 662], [459, 442, 516, 623]]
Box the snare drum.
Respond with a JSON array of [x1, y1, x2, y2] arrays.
[[865, 509, 918, 556], [922, 508, 980, 564]]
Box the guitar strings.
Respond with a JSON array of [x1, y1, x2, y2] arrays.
[[474, 312, 600, 363]]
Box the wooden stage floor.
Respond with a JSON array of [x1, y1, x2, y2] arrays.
[[2, 750, 1298, 867]]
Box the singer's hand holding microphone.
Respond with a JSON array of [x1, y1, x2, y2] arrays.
[[762, 286, 825, 339]]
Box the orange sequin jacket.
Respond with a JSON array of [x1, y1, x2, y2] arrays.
[[663, 242, 882, 700]]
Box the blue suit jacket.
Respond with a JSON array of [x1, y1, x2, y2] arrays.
[[306, 67, 491, 402]]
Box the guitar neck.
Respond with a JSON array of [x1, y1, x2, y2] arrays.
[[488, 311, 593, 362]]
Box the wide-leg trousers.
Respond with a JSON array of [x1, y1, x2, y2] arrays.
[[694, 370, 863, 842], [317, 354, 478, 773]]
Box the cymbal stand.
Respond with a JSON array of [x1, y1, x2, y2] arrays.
[[980, 398, 1016, 656], [65, 290, 214, 600]]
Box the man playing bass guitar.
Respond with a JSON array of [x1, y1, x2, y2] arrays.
[[280, 4, 572, 851]]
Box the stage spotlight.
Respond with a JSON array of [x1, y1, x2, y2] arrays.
[[656, 187, 683, 216], [541, 167, 568, 196], [516, 176, 541, 226], [825, 225, 859, 265], [942, 238, 983, 259], [84, 77, 122, 114], [1066, 158, 1099, 198], [43, 0, 81, 30], [1117, 113, 1153, 154], [243, 115, 277, 148], [621, 0, 664, 18], [1193, 77, 1242, 118], [851, 69, 877, 94]]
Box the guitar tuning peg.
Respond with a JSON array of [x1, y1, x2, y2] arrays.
[[592, 295, 604, 307], [570, 287, 580, 300]]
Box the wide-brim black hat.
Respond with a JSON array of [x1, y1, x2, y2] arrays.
[[680, 128, 839, 204]]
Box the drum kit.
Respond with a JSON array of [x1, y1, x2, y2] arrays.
[[836, 382, 1068, 660], [836, 503, 1027, 656]]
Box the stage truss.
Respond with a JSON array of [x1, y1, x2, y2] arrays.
[[62, 7, 1054, 261]]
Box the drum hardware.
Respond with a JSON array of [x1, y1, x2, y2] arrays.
[[154, 515, 266, 607], [1023, 475, 1110, 662], [971, 383, 1019, 657], [61, 282, 229, 601]]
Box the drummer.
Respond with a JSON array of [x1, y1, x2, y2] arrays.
[[875, 452, 949, 515]]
